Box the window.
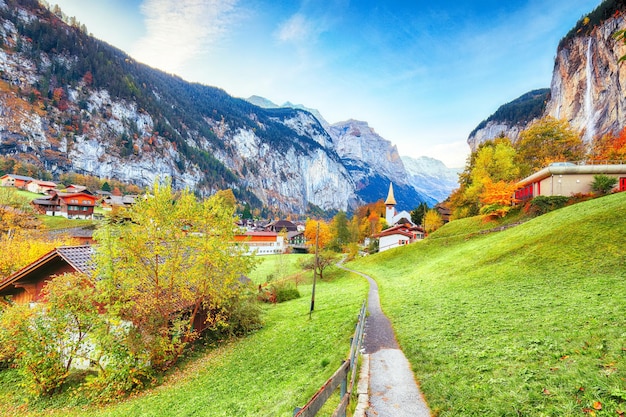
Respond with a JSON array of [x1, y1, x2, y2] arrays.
[[70, 199, 78, 203], [82, 200, 91, 205]]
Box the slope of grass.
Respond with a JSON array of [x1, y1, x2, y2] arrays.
[[3, 267, 367, 417], [350, 192, 626, 416], [248, 253, 313, 284]]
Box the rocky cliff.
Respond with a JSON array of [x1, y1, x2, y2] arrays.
[[468, 3, 626, 150], [246, 97, 445, 207], [401, 156, 459, 203], [545, 13, 626, 142]]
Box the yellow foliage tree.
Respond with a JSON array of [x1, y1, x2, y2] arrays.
[[450, 138, 519, 219], [95, 180, 256, 369], [423, 209, 444, 234], [304, 219, 333, 250], [516, 117, 585, 176]]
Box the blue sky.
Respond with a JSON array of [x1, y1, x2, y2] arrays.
[[50, 0, 601, 167]]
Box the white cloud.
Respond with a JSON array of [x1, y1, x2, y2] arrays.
[[276, 13, 313, 43], [132, 0, 238, 74]]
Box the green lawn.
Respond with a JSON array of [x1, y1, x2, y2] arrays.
[[1, 267, 368, 417], [248, 253, 314, 284], [349, 192, 626, 416]]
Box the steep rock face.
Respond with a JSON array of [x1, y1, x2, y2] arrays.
[[401, 156, 459, 203], [545, 14, 626, 141], [327, 119, 436, 208], [213, 122, 356, 213], [328, 119, 408, 185], [248, 94, 457, 205], [469, 11, 626, 150], [468, 122, 524, 151]]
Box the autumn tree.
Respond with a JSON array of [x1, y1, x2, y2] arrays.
[[449, 138, 519, 219], [423, 209, 444, 234], [94, 179, 257, 369], [479, 179, 519, 219], [304, 219, 333, 250], [0, 218, 78, 278], [591, 127, 626, 161], [515, 117, 585, 177], [214, 188, 236, 209], [329, 211, 350, 251]]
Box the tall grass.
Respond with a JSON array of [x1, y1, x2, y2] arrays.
[[350, 192, 626, 416]]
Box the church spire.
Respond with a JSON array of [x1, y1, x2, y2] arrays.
[[385, 182, 396, 206]]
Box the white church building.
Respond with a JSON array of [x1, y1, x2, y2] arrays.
[[376, 183, 425, 252]]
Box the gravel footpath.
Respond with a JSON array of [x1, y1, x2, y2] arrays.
[[338, 264, 431, 417]]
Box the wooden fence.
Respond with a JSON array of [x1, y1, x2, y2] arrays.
[[293, 300, 367, 417]]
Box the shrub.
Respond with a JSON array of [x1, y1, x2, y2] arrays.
[[525, 196, 569, 216], [590, 174, 618, 195], [274, 282, 300, 303], [227, 297, 263, 336]]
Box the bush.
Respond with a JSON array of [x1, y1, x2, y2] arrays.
[[525, 196, 570, 216], [274, 282, 300, 303], [590, 174, 618, 195], [227, 297, 263, 336]]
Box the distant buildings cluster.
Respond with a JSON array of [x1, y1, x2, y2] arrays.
[[0, 173, 136, 219]]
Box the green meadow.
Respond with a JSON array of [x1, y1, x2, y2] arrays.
[[3, 193, 625, 416], [350, 192, 626, 416], [0, 265, 368, 417]]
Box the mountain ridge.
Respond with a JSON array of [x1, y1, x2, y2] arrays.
[[0, 0, 454, 213]]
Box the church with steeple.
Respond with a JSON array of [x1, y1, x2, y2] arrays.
[[374, 183, 425, 252], [384, 182, 415, 227]]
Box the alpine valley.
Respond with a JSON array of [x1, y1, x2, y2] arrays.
[[0, 0, 457, 215]]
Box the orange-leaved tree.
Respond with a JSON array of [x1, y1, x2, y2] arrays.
[[304, 218, 333, 250], [591, 127, 626, 161], [479, 179, 520, 220]]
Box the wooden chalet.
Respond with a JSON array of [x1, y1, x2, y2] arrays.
[[31, 191, 97, 219], [287, 231, 307, 253], [0, 246, 95, 305], [100, 194, 137, 210], [0, 174, 34, 188], [26, 179, 57, 194], [266, 220, 298, 233]]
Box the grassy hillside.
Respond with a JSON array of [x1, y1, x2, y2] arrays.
[[1, 266, 367, 417], [350, 192, 626, 416]]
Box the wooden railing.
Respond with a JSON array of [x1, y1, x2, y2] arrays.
[[294, 300, 367, 417]]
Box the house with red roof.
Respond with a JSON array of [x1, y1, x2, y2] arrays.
[[26, 179, 57, 194], [0, 174, 34, 188], [374, 223, 425, 253], [31, 191, 97, 219]]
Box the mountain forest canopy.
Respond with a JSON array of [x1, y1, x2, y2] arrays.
[[469, 89, 550, 138]]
